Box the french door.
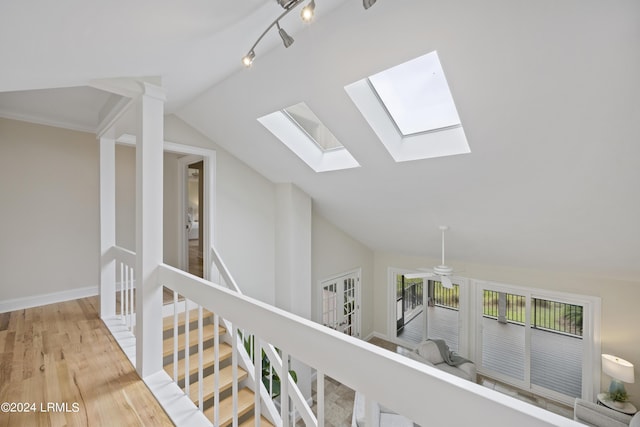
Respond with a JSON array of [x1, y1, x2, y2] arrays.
[[321, 270, 361, 338]]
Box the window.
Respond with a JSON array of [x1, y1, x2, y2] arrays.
[[477, 283, 597, 404], [427, 280, 460, 353], [257, 102, 359, 172], [368, 51, 461, 136], [345, 51, 470, 163]]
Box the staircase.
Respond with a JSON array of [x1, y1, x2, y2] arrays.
[[162, 309, 274, 426]]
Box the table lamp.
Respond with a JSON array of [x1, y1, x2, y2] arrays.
[[602, 354, 635, 395]]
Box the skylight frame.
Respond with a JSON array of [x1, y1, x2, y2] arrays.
[[258, 102, 360, 173], [345, 50, 470, 163]]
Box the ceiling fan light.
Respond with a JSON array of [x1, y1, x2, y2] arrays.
[[363, 0, 377, 9], [301, 0, 316, 22], [441, 275, 453, 289], [242, 50, 255, 67]]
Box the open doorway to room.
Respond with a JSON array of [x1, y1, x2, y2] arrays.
[[186, 160, 203, 278], [394, 273, 426, 344], [389, 269, 462, 351]]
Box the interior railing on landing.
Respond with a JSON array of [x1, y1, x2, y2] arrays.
[[159, 262, 582, 427], [105, 244, 583, 426]]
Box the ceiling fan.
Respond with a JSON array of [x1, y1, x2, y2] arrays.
[[404, 225, 456, 288]]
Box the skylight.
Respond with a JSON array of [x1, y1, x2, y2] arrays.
[[368, 51, 461, 136], [258, 102, 359, 173], [283, 102, 343, 151], [345, 50, 470, 163]]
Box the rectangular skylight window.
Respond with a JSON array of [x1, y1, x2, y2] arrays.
[[283, 102, 343, 151], [345, 50, 470, 163], [257, 102, 359, 173], [368, 51, 461, 136]]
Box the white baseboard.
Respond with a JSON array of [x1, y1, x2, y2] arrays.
[[0, 285, 98, 313]]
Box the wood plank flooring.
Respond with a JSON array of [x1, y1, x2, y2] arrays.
[[0, 297, 174, 427]]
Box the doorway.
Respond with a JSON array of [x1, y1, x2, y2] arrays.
[[320, 269, 361, 338], [186, 160, 204, 277]]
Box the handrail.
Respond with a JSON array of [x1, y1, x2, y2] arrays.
[[210, 246, 243, 294], [210, 246, 316, 425], [113, 245, 136, 267], [158, 263, 583, 427]]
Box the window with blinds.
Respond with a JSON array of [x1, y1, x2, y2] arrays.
[[478, 285, 586, 403]]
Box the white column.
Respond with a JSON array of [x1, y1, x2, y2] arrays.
[[275, 183, 313, 404], [135, 82, 166, 378], [99, 132, 116, 318]]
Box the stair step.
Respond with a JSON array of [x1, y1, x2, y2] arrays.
[[163, 343, 232, 380], [187, 365, 248, 406], [239, 415, 274, 427], [204, 387, 255, 427], [162, 309, 215, 332], [162, 324, 224, 358]]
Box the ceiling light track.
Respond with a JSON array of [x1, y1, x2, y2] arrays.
[[242, 0, 377, 67]]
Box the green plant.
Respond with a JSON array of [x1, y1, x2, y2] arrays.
[[243, 335, 297, 399], [607, 390, 629, 403]]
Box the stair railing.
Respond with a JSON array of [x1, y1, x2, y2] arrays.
[[114, 245, 136, 334], [211, 246, 317, 426]]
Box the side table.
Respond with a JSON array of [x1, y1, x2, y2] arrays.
[[597, 393, 637, 415]]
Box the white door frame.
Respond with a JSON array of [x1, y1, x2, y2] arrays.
[[319, 268, 362, 338], [165, 141, 216, 281]]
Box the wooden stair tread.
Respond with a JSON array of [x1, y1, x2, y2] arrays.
[[162, 309, 217, 331], [239, 415, 274, 427], [187, 365, 248, 405], [204, 388, 255, 427], [163, 342, 232, 379], [162, 324, 223, 358]]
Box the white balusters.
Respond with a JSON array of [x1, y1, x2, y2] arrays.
[[184, 298, 190, 397], [281, 350, 290, 427], [173, 292, 179, 382], [213, 313, 220, 426], [197, 305, 204, 411], [254, 336, 261, 427], [317, 371, 325, 427], [232, 323, 239, 427]]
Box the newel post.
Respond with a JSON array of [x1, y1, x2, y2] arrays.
[[135, 82, 166, 378]]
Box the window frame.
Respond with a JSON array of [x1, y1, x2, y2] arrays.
[[472, 280, 601, 405]]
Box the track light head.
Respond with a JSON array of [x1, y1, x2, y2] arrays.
[[278, 0, 298, 9], [301, 0, 316, 22], [363, 0, 377, 9], [242, 50, 255, 67], [277, 22, 295, 48]]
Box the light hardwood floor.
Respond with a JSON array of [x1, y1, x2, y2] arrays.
[[0, 297, 174, 427]]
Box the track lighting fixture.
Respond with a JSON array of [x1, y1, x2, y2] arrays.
[[243, 0, 377, 67], [277, 22, 295, 48], [300, 0, 316, 22], [242, 50, 255, 67], [363, 0, 377, 9]]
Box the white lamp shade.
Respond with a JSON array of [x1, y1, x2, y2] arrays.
[[602, 354, 635, 384]]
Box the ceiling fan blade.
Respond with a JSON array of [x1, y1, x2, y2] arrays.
[[404, 272, 435, 279]]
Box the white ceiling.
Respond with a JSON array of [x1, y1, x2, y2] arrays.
[[1, 0, 639, 282]]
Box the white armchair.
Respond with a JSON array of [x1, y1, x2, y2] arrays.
[[574, 398, 640, 427]]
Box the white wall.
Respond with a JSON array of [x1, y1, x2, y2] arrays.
[[0, 118, 99, 304], [312, 212, 375, 339], [163, 151, 181, 268], [115, 144, 135, 251], [113, 144, 181, 269], [165, 115, 277, 304]]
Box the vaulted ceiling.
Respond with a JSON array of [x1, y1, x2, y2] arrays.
[[1, 0, 639, 281]]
